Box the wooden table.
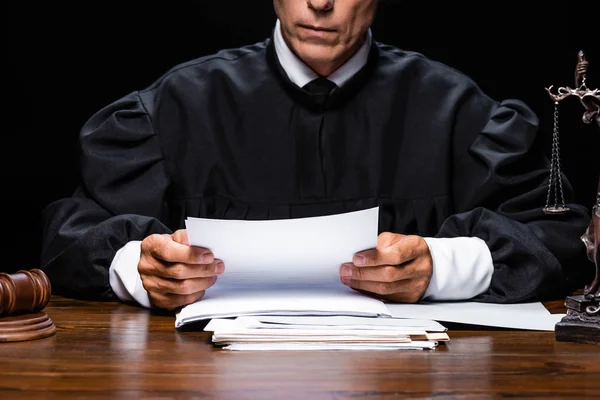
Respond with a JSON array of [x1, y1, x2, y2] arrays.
[[1, 297, 598, 399]]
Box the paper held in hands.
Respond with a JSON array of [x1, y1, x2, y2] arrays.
[[178, 207, 384, 327], [184, 206, 380, 291]]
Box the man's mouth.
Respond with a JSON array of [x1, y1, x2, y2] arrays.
[[299, 24, 336, 33]]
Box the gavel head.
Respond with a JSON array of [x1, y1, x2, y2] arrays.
[[0, 269, 52, 317]]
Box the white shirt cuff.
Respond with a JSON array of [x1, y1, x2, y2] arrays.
[[108, 240, 152, 308], [422, 236, 494, 301]]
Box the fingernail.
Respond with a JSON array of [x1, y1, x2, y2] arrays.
[[340, 266, 352, 278], [341, 276, 351, 285], [200, 253, 213, 264], [353, 255, 365, 265], [215, 262, 225, 274]]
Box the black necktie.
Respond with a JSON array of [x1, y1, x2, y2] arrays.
[[303, 77, 337, 106]]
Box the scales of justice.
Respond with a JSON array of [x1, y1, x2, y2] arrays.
[[545, 50, 599, 345]]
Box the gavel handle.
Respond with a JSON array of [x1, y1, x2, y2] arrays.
[[0, 269, 52, 317]]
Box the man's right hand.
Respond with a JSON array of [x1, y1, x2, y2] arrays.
[[138, 229, 224, 310]]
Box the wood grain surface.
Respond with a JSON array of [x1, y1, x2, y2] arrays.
[[0, 296, 598, 399]]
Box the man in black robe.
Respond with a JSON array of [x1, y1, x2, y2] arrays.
[[40, 0, 593, 310]]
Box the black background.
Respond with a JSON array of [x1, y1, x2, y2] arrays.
[[3, 1, 599, 274]]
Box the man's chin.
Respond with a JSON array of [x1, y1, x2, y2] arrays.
[[295, 45, 341, 66]]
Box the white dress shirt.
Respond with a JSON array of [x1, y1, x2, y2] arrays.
[[109, 20, 494, 307]]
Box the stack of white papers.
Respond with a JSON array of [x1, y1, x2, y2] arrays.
[[204, 315, 449, 351]]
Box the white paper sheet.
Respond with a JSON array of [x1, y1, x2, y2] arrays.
[[205, 318, 415, 339], [385, 301, 565, 331], [175, 285, 391, 327], [184, 207, 379, 289], [245, 315, 448, 332], [221, 341, 438, 351]]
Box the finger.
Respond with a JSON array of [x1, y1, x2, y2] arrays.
[[341, 257, 431, 282], [143, 258, 225, 280], [149, 290, 206, 311], [340, 262, 406, 282], [383, 291, 426, 304], [352, 248, 386, 267], [141, 233, 214, 265], [353, 235, 423, 267], [341, 276, 411, 297], [377, 232, 405, 248], [172, 229, 189, 246], [142, 274, 218, 296], [341, 276, 427, 303]]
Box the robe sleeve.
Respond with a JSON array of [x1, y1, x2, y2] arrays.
[[437, 87, 593, 303], [40, 91, 172, 301]]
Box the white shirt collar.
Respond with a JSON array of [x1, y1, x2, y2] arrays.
[[273, 19, 372, 88]]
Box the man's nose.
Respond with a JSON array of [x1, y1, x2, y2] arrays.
[[307, 0, 334, 12]]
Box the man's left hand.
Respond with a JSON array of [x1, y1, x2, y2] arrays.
[[340, 232, 433, 303]]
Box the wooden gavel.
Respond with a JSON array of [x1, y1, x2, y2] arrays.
[[0, 269, 56, 342], [0, 269, 52, 317]]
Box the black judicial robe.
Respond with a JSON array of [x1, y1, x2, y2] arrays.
[[40, 37, 593, 304]]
